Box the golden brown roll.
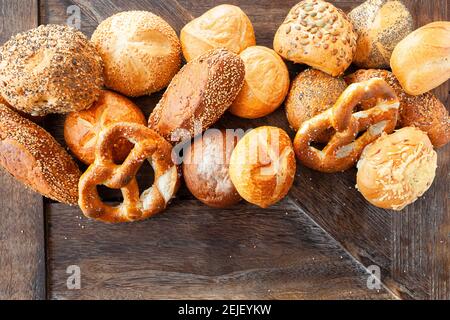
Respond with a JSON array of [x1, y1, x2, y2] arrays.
[[0, 25, 104, 116], [346, 69, 450, 148], [286, 68, 347, 142], [348, 0, 413, 68], [356, 127, 437, 211], [0, 104, 81, 205], [390, 21, 450, 95], [273, 0, 357, 76], [64, 90, 147, 165], [149, 48, 245, 143], [92, 11, 181, 97], [180, 4, 256, 62], [229, 126, 296, 208], [229, 46, 290, 119], [183, 129, 241, 208]]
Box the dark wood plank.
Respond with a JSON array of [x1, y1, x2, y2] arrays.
[[47, 200, 394, 299], [0, 0, 45, 300]]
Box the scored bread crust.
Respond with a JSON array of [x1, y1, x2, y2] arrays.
[[149, 48, 245, 143], [0, 104, 81, 205]]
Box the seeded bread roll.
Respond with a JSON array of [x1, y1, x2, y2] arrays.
[[92, 11, 181, 97], [273, 0, 357, 76], [183, 129, 241, 208], [286, 68, 347, 142], [149, 48, 245, 143], [348, 0, 413, 68], [180, 4, 256, 62], [357, 127, 437, 211], [0, 25, 104, 116], [64, 90, 147, 165], [0, 104, 81, 205], [346, 69, 450, 148], [229, 46, 290, 119], [390, 21, 450, 95]]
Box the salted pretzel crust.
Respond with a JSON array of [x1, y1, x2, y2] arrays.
[[293, 78, 399, 173], [78, 123, 180, 223]]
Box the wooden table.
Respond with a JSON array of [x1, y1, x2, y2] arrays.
[[0, 0, 448, 300]]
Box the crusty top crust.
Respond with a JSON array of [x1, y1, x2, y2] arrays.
[[0, 104, 81, 204], [273, 0, 357, 76], [0, 24, 104, 116], [149, 48, 245, 143]]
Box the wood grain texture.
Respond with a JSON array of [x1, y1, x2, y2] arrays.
[[47, 200, 394, 300], [0, 0, 45, 300]]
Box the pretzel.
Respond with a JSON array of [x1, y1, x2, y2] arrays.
[[78, 123, 180, 223], [293, 78, 399, 173]]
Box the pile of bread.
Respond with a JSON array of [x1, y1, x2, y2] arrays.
[[0, 1, 448, 223]]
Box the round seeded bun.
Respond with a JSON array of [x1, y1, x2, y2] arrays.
[[229, 46, 290, 119], [273, 0, 357, 76], [183, 129, 241, 208], [357, 127, 437, 211], [0, 25, 104, 116], [92, 11, 181, 97], [346, 69, 450, 148], [348, 0, 413, 68], [286, 68, 347, 142]]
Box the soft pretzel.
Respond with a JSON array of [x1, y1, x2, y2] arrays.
[[78, 123, 180, 223], [293, 78, 399, 173]]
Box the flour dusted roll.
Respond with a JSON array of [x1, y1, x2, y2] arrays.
[[92, 11, 181, 97], [229, 126, 296, 208], [183, 129, 241, 208]]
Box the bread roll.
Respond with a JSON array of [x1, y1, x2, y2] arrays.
[[229, 46, 290, 119], [180, 4, 256, 62], [0, 25, 104, 116], [183, 129, 241, 208], [273, 0, 357, 76], [92, 11, 181, 97], [149, 48, 245, 143], [357, 127, 437, 211], [229, 126, 296, 208], [346, 69, 450, 148], [390, 21, 450, 95], [286, 68, 347, 142], [0, 104, 81, 205], [64, 90, 147, 165], [348, 0, 413, 68]]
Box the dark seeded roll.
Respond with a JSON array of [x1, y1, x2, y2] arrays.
[[0, 24, 104, 116]]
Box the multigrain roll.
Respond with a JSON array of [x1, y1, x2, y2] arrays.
[[180, 4, 256, 62], [92, 11, 181, 97], [286, 68, 347, 142], [229, 126, 296, 208], [64, 90, 147, 165], [346, 69, 450, 148], [0, 104, 81, 205], [273, 0, 357, 76], [0, 25, 104, 116], [390, 21, 450, 95], [183, 129, 241, 208], [348, 0, 413, 68], [357, 127, 437, 211], [149, 48, 245, 143], [229, 46, 290, 119]]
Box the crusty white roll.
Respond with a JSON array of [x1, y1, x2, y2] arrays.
[[183, 129, 241, 208], [390, 21, 450, 95], [180, 4, 256, 62], [357, 127, 437, 211], [229, 46, 290, 119], [0, 25, 104, 116], [273, 0, 357, 76], [92, 11, 181, 97], [229, 126, 296, 208], [348, 0, 413, 68]]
